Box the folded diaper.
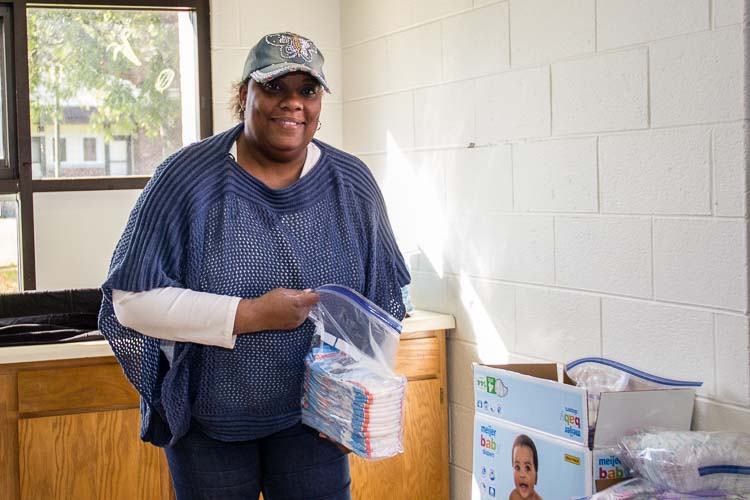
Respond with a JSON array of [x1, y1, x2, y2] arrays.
[[301, 343, 407, 459]]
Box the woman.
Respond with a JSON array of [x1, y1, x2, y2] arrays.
[[99, 32, 409, 499]]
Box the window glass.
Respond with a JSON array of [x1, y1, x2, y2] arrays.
[[0, 11, 9, 175], [0, 195, 18, 293], [83, 137, 96, 161], [28, 7, 199, 178], [51, 137, 66, 163], [31, 136, 44, 177]]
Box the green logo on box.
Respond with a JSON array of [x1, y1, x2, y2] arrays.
[[486, 376, 496, 394]]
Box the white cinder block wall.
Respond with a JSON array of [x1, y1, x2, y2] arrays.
[[338, 1, 749, 499], [209, 0, 343, 146]]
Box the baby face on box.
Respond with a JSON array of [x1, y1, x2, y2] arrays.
[[510, 434, 543, 500]]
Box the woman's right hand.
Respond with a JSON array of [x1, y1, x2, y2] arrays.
[[233, 288, 320, 334]]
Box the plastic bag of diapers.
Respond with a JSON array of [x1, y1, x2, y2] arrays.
[[301, 284, 406, 460], [619, 429, 750, 495], [566, 358, 703, 432], [588, 477, 749, 499]]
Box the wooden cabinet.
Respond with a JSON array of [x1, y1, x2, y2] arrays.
[[0, 358, 172, 500], [0, 327, 449, 500], [350, 329, 449, 500]]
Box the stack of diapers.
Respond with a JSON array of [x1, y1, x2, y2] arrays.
[[301, 343, 406, 458], [619, 430, 750, 495], [300, 284, 406, 460]]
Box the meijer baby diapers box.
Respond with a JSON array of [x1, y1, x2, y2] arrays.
[[472, 363, 696, 499]]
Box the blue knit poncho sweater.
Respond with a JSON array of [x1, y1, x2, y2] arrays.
[[98, 124, 410, 447]]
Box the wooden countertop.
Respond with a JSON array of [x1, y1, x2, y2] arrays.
[[0, 310, 454, 365]]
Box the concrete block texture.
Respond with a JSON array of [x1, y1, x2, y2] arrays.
[[555, 216, 652, 297], [450, 466, 474, 500], [475, 67, 551, 143], [414, 0, 473, 24], [445, 146, 513, 214], [513, 137, 598, 212], [343, 92, 414, 153], [599, 127, 711, 215], [602, 298, 715, 397], [238, 0, 341, 49], [651, 27, 743, 126], [713, 0, 744, 27], [552, 49, 648, 134], [713, 122, 746, 217], [443, 3, 510, 81], [210, 47, 251, 106], [509, 0, 595, 66], [209, 0, 240, 47], [445, 212, 555, 284], [344, 23, 442, 98], [342, 38, 388, 100], [516, 287, 602, 363], [316, 101, 343, 148], [342, 0, 472, 46], [446, 276, 516, 352], [414, 81, 476, 148], [386, 23, 443, 92], [653, 218, 747, 311], [449, 403, 475, 471], [447, 338, 481, 409], [342, 0, 407, 46], [715, 314, 750, 406], [693, 399, 750, 432], [597, 0, 708, 50]]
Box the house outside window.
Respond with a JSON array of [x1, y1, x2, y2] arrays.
[[83, 137, 96, 161], [51, 137, 66, 162]]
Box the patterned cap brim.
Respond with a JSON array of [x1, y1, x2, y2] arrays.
[[250, 63, 331, 93]]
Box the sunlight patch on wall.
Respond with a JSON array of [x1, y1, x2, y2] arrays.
[[385, 130, 446, 277], [459, 273, 510, 364]]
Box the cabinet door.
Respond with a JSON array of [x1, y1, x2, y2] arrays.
[[349, 377, 447, 500], [19, 408, 166, 500], [402, 378, 448, 499]]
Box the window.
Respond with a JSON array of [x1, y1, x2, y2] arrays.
[[31, 136, 45, 177], [0, 195, 19, 293], [0, 6, 14, 180], [28, 6, 202, 178], [51, 137, 66, 162], [83, 137, 96, 161], [0, 1, 212, 291]]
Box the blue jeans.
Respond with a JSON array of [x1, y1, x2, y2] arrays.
[[164, 422, 351, 500]]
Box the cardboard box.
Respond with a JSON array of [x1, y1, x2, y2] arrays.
[[472, 363, 696, 499]]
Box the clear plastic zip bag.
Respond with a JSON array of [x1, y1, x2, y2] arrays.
[[566, 358, 703, 432], [618, 429, 750, 495], [588, 477, 749, 499], [301, 284, 407, 460]]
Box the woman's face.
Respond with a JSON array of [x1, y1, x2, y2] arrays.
[[512, 445, 537, 499], [241, 72, 322, 161]]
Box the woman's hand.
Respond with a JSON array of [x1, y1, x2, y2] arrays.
[[233, 288, 319, 334]]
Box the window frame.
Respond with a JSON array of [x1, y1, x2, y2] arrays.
[[0, 0, 213, 290]]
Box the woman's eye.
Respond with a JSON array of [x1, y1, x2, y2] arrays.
[[301, 86, 319, 97], [262, 82, 282, 92]]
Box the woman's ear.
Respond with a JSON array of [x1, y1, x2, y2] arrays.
[[239, 83, 249, 111]]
